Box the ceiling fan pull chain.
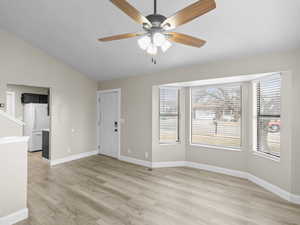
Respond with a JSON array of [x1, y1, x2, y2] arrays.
[[151, 57, 157, 65]]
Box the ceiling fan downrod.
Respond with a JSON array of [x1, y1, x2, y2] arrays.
[[154, 0, 157, 14]]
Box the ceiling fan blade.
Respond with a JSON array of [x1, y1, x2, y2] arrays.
[[98, 32, 143, 42], [167, 32, 206, 48], [110, 0, 151, 26], [162, 0, 216, 30]]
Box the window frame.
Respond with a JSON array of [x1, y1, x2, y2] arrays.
[[255, 74, 281, 158], [189, 83, 243, 150], [159, 87, 180, 144]]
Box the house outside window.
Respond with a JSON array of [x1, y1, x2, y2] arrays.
[[159, 87, 180, 143], [191, 84, 242, 149], [255, 74, 281, 157]]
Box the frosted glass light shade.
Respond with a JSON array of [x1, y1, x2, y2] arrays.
[[138, 36, 151, 50], [161, 40, 172, 52], [147, 43, 157, 55], [153, 32, 166, 46]]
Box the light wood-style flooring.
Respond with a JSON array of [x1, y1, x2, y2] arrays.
[[17, 152, 300, 225]]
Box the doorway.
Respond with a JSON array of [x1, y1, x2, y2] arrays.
[[97, 89, 121, 159], [6, 84, 51, 162]]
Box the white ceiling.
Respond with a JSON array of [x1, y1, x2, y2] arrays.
[[0, 0, 299, 81]]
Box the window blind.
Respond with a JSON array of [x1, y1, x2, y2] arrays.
[[191, 84, 242, 148], [159, 88, 180, 143], [257, 74, 281, 157]]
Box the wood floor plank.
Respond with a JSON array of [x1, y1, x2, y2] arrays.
[[17, 153, 300, 225]]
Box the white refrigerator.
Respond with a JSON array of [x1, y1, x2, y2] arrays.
[[23, 103, 49, 152]]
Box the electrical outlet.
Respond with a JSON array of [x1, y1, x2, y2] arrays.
[[128, 148, 131, 154], [145, 152, 149, 159], [67, 147, 71, 153]]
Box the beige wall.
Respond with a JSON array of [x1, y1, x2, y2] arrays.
[[6, 84, 49, 121], [0, 30, 97, 160], [0, 138, 28, 218], [0, 112, 23, 137], [99, 49, 300, 195]]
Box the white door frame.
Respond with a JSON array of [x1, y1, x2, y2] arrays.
[[6, 91, 16, 117], [97, 89, 121, 159]]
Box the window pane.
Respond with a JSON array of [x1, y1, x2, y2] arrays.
[[160, 88, 179, 115], [259, 74, 281, 115], [257, 117, 280, 157], [257, 74, 281, 157], [159, 88, 179, 143], [191, 85, 241, 148], [160, 116, 179, 143]]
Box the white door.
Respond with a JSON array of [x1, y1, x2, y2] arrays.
[[98, 90, 120, 158], [6, 91, 15, 117]]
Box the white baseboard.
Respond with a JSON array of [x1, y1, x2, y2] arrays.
[[247, 173, 300, 204], [0, 208, 28, 225], [119, 155, 152, 168], [291, 194, 300, 204], [50, 150, 98, 166], [116, 157, 300, 205], [152, 161, 186, 168], [186, 161, 248, 178]]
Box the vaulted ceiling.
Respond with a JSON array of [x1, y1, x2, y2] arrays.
[[0, 0, 299, 80]]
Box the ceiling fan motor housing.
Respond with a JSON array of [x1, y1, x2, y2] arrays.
[[146, 14, 167, 28]]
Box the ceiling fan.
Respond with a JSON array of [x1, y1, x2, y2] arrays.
[[98, 0, 216, 55]]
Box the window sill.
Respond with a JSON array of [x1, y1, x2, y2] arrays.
[[252, 151, 280, 162], [159, 142, 181, 146], [189, 144, 242, 152]]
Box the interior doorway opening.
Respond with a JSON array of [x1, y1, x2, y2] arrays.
[[6, 84, 52, 162]]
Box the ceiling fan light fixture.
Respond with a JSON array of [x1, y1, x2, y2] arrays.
[[138, 36, 151, 50], [161, 40, 172, 52], [147, 43, 157, 55], [153, 32, 166, 46], [99, 0, 216, 55]]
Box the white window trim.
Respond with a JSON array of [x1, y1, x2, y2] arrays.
[[189, 143, 242, 152], [251, 81, 258, 152], [253, 151, 280, 162], [189, 83, 243, 150]]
